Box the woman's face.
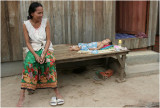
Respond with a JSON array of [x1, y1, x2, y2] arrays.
[[31, 6, 43, 21]]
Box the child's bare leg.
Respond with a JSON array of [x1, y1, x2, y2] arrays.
[[69, 46, 73, 51], [16, 89, 25, 107]]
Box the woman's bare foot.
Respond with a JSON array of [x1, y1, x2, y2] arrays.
[[56, 92, 63, 99], [16, 94, 25, 107], [16, 89, 25, 107]]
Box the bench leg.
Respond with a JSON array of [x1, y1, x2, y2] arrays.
[[105, 57, 109, 69], [115, 54, 126, 83]]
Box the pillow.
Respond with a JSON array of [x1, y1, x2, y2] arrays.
[[100, 45, 114, 50]]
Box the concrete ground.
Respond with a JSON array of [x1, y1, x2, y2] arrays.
[[1, 66, 159, 107]]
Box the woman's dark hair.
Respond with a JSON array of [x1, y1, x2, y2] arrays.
[[27, 2, 43, 20]]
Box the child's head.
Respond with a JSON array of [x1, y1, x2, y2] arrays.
[[69, 45, 80, 51], [102, 39, 112, 45]]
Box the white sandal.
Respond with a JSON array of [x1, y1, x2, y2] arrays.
[[50, 97, 57, 106], [57, 98, 64, 105]]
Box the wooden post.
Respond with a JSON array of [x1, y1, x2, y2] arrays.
[[115, 54, 127, 83]]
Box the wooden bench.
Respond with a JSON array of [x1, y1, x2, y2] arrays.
[[23, 44, 130, 83]]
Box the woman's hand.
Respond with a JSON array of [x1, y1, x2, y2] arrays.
[[35, 54, 41, 63], [40, 53, 45, 64]]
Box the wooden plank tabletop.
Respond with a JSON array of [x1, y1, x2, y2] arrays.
[[53, 44, 130, 63]]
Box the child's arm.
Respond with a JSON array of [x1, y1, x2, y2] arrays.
[[89, 44, 104, 50], [88, 48, 96, 50], [96, 44, 104, 50]]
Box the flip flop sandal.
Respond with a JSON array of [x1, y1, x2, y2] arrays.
[[57, 98, 64, 105], [50, 97, 57, 106]]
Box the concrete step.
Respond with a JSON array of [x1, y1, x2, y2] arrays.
[[1, 61, 23, 77], [126, 62, 159, 78], [126, 50, 159, 65]]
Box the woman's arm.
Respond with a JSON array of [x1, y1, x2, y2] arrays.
[[23, 24, 41, 63], [40, 20, 51, 64], [42, 20, 51, 55]]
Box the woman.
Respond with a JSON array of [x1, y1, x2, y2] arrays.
[[17, 2, 64, 107]]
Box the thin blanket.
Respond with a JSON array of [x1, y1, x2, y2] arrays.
[[78, 42, 98, 51]]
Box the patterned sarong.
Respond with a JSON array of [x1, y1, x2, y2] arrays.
[[21, 49, 57, 90]]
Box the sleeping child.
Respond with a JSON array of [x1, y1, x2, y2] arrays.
[[69, 39, 112, 51]]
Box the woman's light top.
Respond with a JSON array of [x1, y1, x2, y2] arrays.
[[24, 18, 54, 52]]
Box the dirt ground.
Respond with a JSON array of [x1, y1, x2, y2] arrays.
[[1, 66, 159, 107]]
